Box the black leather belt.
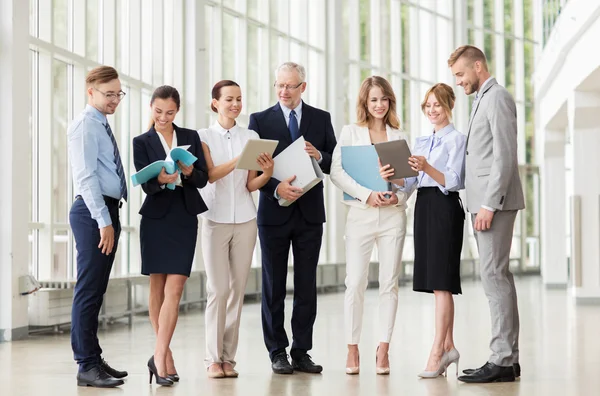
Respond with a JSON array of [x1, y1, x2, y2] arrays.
[[75, 195, 123, 208]]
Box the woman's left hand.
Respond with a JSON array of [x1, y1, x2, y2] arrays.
[[408, 155, 429, 172], [177, 161, 194, 177]]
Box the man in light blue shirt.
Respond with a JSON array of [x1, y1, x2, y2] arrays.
[[67, 66, 128, 388]]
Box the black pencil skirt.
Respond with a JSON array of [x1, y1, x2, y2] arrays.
[[140, 187, 198, 277], [413, 187, 464, 294]]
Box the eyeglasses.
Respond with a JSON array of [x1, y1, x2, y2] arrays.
[[94, 87, 127, 101], [273, 82, 304, 91]]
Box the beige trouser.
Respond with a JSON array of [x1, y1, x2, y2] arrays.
[[344, 205, 407, 345], [202, 218, 257, 368]]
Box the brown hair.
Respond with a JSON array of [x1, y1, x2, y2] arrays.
[[447, 45, 488, 69], [148, 85, 181, 129], [356, 76, 400, 129], [421, 83, 456, 120], [211, 80, 240, 113], [86, 66, 119, 86]]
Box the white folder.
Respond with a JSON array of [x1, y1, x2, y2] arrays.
[[272, 136, 324, 207]]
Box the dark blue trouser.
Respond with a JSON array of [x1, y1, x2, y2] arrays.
[[259, 207, 323, 361], [69, 199, 121, 372]]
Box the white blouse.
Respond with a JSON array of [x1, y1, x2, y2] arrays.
[[198, 121, 259, 224], [156, 129, 182, 187]]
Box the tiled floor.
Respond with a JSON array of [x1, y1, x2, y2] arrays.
[[0, 276, 597, 395]]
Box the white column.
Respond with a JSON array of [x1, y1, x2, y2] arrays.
[[0, 0, 30, 341], [568, 91, 600, 304], [540, 130, 568, 288], [326, 0, 345, 264]]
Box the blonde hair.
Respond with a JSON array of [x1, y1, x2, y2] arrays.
[[447, 45, 488, 70], [421, 83, 456, 120], [355, 76, 400, 129], [86, 66, 119, 87]]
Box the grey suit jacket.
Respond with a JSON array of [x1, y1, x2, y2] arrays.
[[465, 78, 525, 213]]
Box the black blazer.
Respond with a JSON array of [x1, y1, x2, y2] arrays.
[[132, 124, 208, 219], [248, 101, 337, 226]]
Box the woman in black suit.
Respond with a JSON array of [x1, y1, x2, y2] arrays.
[[132, 85, 208, 386]]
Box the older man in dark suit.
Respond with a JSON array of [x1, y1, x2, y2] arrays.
[[248, 62, 337, 375]]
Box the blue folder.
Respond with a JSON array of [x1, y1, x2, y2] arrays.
[[131, 146, 198, 190], [341, 145, 390, 201]]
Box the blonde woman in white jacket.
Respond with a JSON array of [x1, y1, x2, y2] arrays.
[[331, 76, 408, 375]]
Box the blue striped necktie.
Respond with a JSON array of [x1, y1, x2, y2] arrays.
[[104, 123, 128, 202]]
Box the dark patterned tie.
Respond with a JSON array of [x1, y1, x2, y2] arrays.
[[289, 110, 300, 141], [104, 123, 128, 202]]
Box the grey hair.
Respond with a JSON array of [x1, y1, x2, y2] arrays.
[[275, 62, 306, 82]]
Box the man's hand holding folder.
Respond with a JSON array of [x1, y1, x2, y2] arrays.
[[276, 175, 303, 203]]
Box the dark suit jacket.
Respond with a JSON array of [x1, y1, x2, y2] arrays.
[[132, 124, 208, 219], [248, 101, 337, 226]]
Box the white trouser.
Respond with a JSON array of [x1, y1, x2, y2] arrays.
[[202, 218, 257, 368], [344, 205, 407, 345]]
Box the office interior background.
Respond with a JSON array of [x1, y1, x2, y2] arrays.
[[1, 0, 599, 393]]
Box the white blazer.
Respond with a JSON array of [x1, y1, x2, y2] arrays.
[[330, 123, 409, 210]]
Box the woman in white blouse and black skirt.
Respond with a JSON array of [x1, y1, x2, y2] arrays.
[[380, 83, 466, 379], [198, 80, 274, 378]]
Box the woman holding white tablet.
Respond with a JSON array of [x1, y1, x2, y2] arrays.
[[198, 80, 274, 378]]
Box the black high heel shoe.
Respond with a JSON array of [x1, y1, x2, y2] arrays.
[[167, 374, 180, 382], [148, 356, 174, 386]]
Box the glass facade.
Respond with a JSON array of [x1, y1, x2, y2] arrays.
[[27, 0, 540, 281]]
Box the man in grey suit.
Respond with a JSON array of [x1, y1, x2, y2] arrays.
[[448, 45, 525, 383]]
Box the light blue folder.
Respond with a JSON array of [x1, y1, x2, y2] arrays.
[[131, 146, 198, 190], [341, 145, 390, 201]]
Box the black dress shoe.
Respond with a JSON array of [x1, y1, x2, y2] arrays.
[[100, 358, 128, 379], [77, 366, 124, 388], [292, 354, 323, 374], [271, 353, 294, 374], [463, 362, 520, 377], [458, 362, 515, 383], [167, 373, 180, 382]]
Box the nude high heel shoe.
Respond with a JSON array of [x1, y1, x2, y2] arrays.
[[418, 352, 449, 379], [445, 348, 460, 376], [376, 346, 390, 375], [346, 351, 360, 375]]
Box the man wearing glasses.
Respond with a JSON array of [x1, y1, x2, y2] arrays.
[[249, 62, 337, 374], [67, 66, 128, 388]]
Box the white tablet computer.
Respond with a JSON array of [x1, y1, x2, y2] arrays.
[[235, 139, 279, 171]]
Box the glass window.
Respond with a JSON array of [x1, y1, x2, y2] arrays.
[[248, 0, 267, 23], [402, 79, 410, 135], [484, 32, 495, 75], [52, 60, 70, 224], [524, 40, 534, 104], [505, 38, 515, 96], [86, 0, 99, 61], [247, 24, 260, 113], [483, 0, 494, 32], [400, 3, 410, 75], [222, 13, 238, 79], [290, 0, 306, 41], [524, 0, 534, 41], [141, 2, 153, 84], [53, 0, 69, 49], [467, 0, 474, 24], [359, 0, 370, 63], [222, 0, 238, 12], [504, 0, 514, 35]]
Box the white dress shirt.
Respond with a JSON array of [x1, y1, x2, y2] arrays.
[[156, 129, 183, 187], [198, 121, 259, 224]]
